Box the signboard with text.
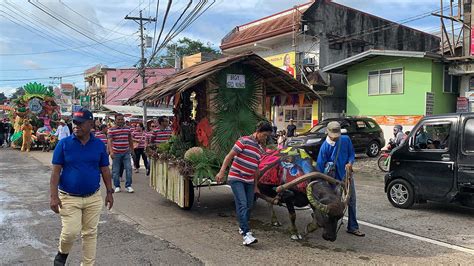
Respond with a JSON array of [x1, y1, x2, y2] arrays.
[[457, 97, 469, 113], [226, 74, 246, 88], [264, 52, 296, 78]]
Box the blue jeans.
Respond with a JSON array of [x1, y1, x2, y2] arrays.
[[347, 177, 360, 232], [112, 152, 132, 188], [229, 179, 255, 235]]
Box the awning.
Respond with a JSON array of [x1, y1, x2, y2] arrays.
[[101, 104, 173, 117], [127, 52, 320, 104]]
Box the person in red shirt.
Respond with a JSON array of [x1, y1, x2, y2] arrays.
[[108, 114, 134, 193], [132, 123, 148, 174], [216, 121, 273, 246], [152, 116, 172, 144], [94, 125, 108, 145]]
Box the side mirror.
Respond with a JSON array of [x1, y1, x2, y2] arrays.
[[408, 137, 414, 148], [341, 129, 348, 134]]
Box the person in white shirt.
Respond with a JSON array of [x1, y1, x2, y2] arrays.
[[55, 119, 71, 140]]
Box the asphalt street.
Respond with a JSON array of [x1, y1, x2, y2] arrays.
[[0, 149, 201, 265], [1, 148, 473, 265]]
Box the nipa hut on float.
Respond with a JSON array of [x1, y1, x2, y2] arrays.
[[127, 52, 319, 209]]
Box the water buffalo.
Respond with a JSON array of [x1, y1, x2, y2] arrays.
[[257, 148, 350, 242]]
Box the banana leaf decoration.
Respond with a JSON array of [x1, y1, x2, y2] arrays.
[[22, 82, 55, 101]]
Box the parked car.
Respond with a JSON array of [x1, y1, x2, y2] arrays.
[[385, 113, 474, 209], [286, 117, 385, 161]]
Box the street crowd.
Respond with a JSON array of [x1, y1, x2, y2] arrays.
[[47, 108, 366, 265]]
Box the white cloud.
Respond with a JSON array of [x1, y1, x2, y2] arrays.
[[21, 60, 41, 70], [0, 86, 18, 97]]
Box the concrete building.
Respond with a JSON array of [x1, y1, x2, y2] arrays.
[[323, 50, 457, 142], [220, 0, 439, 133], [84, 64, 175, 110]]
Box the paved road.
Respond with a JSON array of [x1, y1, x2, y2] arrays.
[[0, 149, 201, 265], [2, 149, 474, 264]]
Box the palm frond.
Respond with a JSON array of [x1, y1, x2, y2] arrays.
[[210, 63, 265, 159]]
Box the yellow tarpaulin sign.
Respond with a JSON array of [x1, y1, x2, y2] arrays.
[[264, 52, 296, 78]]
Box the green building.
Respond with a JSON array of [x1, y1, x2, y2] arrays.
[[323, 50, 458, 141]]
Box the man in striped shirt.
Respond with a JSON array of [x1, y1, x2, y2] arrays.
[[152, 116, 172, 144], [216, 121, 273, 246], [108, 114, 134, 193], [94, 125, 108, 145], [132, 123, 148, 174]]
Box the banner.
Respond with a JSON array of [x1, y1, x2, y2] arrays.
[[80, 96, 90, 108], [264, 52, 296, 78]]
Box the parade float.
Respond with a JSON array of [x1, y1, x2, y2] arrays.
[[127, 53, 318, 209], [10, 82, 60, 150]]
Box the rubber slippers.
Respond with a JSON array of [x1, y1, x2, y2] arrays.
[[347, 230, 365, 237]]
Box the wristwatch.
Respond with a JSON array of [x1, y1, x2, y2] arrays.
[[106, 188, 114, 194]]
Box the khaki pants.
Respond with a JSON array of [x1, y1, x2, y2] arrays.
[[58, 191, 102, 266]]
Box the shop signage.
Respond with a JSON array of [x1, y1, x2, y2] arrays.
[[425, 92, 434, 115], [80, 96, 90, 108], [226, 74, 245, 88], [457, 97, 469, 113], [468, 93, 474, 102], [264, 52, 296, 78]]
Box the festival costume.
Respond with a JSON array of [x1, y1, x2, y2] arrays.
[[21, 124, 33, 152]]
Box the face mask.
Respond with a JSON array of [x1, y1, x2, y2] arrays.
[[326, 136, 336, 146]]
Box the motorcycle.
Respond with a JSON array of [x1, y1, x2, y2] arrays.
[[378, 141, 394, 172]]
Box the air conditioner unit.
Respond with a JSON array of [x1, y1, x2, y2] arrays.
[[303, 57, 316, 65]]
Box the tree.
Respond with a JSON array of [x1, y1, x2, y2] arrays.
[[73, 87, 83, 99], [149, 37, 221, 68], [10, 87, 25, 99], [0, 92, 6, 104]]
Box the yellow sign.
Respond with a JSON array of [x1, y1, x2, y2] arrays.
[[264, 52, 296, 78]]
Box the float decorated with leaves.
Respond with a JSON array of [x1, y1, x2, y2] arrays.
[[129, 53, 316, 209], [10, 82, 60, 148]]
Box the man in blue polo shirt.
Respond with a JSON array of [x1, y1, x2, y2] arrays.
[[50, 108, 114, 266]]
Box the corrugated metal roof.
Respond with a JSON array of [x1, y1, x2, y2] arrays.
[[220, 2, 312, 50], [127, 52, 319, 104], [322, 49, 443, 74]]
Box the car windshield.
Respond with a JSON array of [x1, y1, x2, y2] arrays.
[[309, 123, 328, 134]]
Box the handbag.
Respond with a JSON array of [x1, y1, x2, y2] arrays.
[[324, 139, 342, 178]]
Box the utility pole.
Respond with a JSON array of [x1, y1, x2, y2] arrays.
[[125, 11, 156, 126]]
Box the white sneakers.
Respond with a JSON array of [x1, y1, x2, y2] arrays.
[[115, 187, 134, 193], [243, 232, 258, 246]]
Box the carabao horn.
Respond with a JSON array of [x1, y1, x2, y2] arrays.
[[306, 181, 329, 214], [275, 172, 341, 193]]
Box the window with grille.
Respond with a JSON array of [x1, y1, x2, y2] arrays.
[[368, 68, 403, 95]]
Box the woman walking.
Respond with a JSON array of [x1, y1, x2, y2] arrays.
[[215, 121, 273, 246]]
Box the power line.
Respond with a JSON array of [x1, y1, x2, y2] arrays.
[[325, 4, 457, 46], [1, 1, 126, 62], [0, 73, 83, 82], [59, 1, 130, 36], [0, 34, 135, 56], [0, 60, 134, 72], [29, 0, 138, 58]]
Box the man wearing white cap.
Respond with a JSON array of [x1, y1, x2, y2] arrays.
[[55, 119, 71, 141], [316, 121, 365, 237]]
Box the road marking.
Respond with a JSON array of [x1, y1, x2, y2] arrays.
[[346, 218, 474, 255], [225, 183, 474, 255]]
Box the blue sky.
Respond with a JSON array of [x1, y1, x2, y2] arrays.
[[0, 0, 445, 96]]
